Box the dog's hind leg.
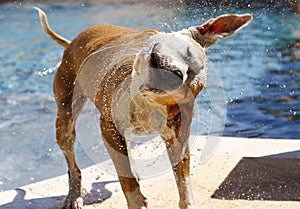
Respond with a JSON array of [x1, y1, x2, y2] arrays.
[[100, 116, 148, 209], [55, 96, 87, 209], [54, 67, 87, 209]]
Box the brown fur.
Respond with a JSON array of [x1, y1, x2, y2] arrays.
[[55, 26, 157, 209], [35, 7, 252, 209]]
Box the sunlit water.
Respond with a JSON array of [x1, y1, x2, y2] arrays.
[[0, 2, 299, 191]]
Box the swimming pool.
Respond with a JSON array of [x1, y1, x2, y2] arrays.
[[0, 1, 299, 191]]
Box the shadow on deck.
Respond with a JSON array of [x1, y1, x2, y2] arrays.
[[212, 150, 300, 201], [0, 181, 116, 209]]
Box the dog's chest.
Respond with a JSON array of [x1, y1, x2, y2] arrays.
[[129, 95, 167, 135], [112, 82, 167, 136]]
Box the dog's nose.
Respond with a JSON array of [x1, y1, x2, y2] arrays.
[[150, 52, 159, 68]]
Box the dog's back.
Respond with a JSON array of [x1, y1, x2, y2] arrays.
[[64, 25, 138, 73]]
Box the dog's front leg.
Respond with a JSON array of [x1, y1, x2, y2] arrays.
[[161, 107, 195, 209], [100, 116, 148, 209]]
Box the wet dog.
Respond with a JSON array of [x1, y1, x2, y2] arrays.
[[35, 7, 252, 209]]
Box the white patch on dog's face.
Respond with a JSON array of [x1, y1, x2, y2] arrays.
[[132, 31, 207, 96]]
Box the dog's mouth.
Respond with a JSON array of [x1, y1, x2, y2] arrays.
[[139, 83, 166, 94], [138, 82, 194, 106]]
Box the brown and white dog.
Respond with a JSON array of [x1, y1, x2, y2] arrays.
[[35, 7, 252, 209]]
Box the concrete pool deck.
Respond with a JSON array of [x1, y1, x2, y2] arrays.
[[0, 136, 299, 208]]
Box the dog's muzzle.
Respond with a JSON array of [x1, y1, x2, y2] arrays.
[[138, 47, 187, 93], [139, 69, 184, 93]]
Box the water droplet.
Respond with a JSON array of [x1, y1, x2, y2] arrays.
[[277, 52, 282, 58], [293, 111, 297, 116], [280, 84, 286, 89]]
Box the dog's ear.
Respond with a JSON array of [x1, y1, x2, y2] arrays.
[[188, 14, 253, 48]]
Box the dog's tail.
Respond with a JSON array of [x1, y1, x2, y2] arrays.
[[34, 7, 70, 48]]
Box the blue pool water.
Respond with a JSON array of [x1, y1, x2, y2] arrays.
[[0, 1, 299, 191]]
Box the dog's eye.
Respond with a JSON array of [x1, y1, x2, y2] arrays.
[[173, 69, 183, 80]]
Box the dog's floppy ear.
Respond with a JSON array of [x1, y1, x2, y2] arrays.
[[188, 14, 253, 48]]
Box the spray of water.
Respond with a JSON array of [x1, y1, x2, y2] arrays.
[[73, 33, 226, 179]]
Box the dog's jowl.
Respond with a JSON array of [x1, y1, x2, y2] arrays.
[[35, 7, 252, 209]]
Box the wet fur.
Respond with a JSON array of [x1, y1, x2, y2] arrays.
[[35, 7, 252, 209]]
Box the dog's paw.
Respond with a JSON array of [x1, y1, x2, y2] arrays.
[[185, 206, 196, 209], [62, 196, 83, 209], [183, 204, 196, 209], [127, 198, 148, 209]]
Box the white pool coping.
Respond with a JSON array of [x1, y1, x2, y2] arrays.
[[0, 136, 299, 208]]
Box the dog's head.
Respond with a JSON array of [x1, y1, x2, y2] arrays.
[[132, 14, 252, 105]]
